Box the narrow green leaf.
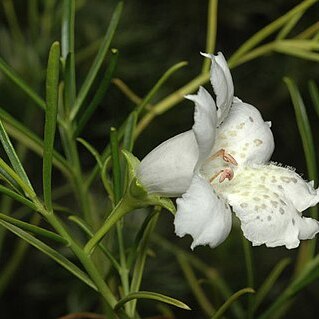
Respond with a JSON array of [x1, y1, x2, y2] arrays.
[[43, 42, 60, 212], [288, 254, 319, 294], [128, 210, 159, 316], [63, 53, 76, 114], [61, 0, 75, 60], [114, 291, 191, 312], [0, 119, 33, 189], [61, 0, 76, 113], [296, 22, 319, 39], [70, 2, 123, 120], [112, 78, 142, 105], [136, 61, 188, 115], [121, 111, 138, 191], [0, 185, 37, 210], [74, 49, 119, 136], [229, 0, 317, 64], [110, 127, 122, 204], [276, 11, 303, 40], [0, 57, 46, 110], [254, 258, 291, 311], [151, 233, 245, 319], [129, 210, 158, 264], [0, 213, 67, 244], [314, 29, 319, 41], [110, 123, 128, 304], [229, 40, 319, 69], [0, 219, 97, 291], [177, 253, 215, 316], [0, 108, 70, 178], [284, 77, 317, 186], [276, 46, 319, 62], [123, 111, 137, 153], [278, 39, 319, 50], [68, 215, 121, 272], [101, 156, 114, 202], [0, 164, 23, 194], [308, 80, 319, 118], [0, 157, 35, 198], [77, 138, 102, 167], [258, 255, 319, 319], [212, 288, 255, 319], [207, 272, 245, 319]]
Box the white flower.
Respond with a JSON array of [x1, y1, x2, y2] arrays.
[[137, 52, 319, 249]]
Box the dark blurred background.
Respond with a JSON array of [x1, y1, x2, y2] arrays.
[[0, 0, 318, 318]]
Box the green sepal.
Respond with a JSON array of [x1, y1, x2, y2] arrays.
[[121, 149, 176, 214], [121, 149, 140, 178]]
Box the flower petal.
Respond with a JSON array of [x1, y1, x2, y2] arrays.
[[213, 99, 274, 165], [186, 86, 217, 167], [137, 130, 198, 196], [201, 52, 234, 124], [174, 174, 232, 249], [217, 164, 319, 248]]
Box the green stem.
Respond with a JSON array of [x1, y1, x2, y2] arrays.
[[43, 210, 117, 316], [84, 196, 135, 255], [128, 210, 160, 317], [63, 125, 93, 224], [110, 127, 130, 304], [202, 0, 218, 73], [117, 222, 130, 301], [242, 237, 254, 319]]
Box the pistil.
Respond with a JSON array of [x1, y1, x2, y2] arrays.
[[210, 168, 234, 183]]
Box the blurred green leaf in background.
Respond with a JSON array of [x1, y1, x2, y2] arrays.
[[0, 1, 318, 319]]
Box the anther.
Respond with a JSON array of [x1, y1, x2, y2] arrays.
[[208, 149, 238, 166]]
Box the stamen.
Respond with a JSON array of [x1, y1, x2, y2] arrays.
[[209, 168, 234, 183], [223, 152, 238, 166], [208, 149, 238, 166]]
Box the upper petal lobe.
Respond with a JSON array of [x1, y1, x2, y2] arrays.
[[201, 52, 234, 125], [213, 99, 274, 165], [186, 86, 217, 167]]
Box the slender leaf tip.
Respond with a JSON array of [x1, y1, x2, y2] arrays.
[[111, 48, 118, 54]]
